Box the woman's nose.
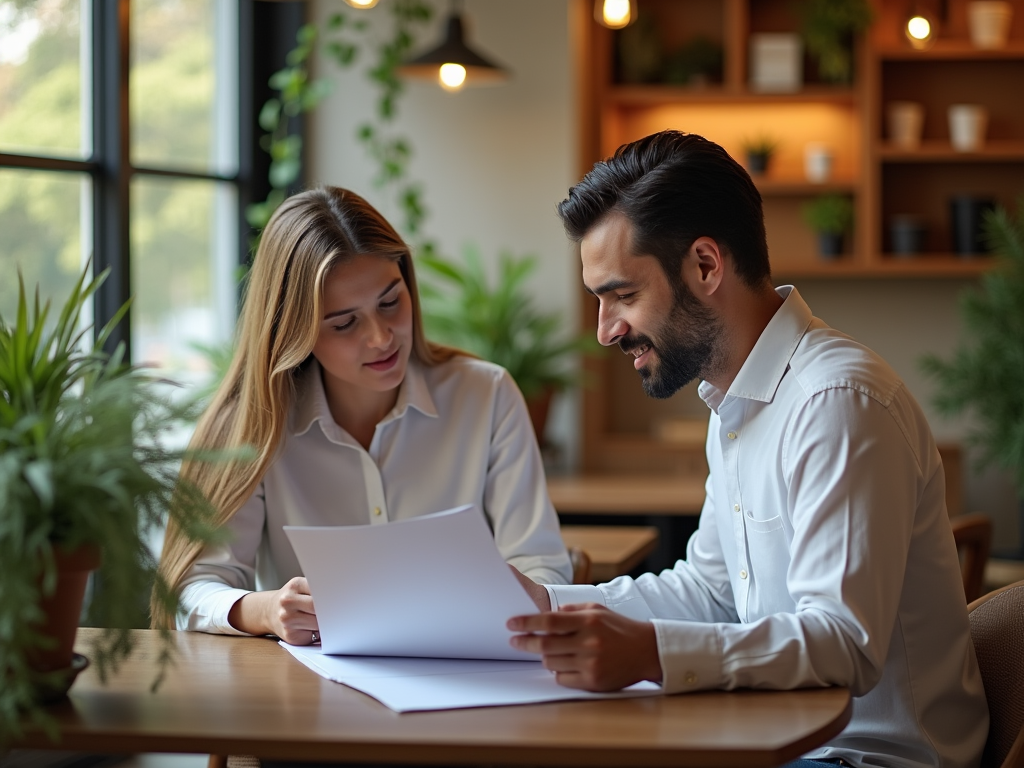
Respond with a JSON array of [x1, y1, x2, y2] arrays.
[[366, 317, 393, 349]]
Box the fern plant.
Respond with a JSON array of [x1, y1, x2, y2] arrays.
[[920, 195, 1024, 545], [0, 265, 225, 745], [417, 248, 598, 400]]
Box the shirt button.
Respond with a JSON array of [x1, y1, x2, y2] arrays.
[[373, 507, 382, 516], [727, 431, 737, 440], [684, 671, 698, 685], [733, 503, 740, 512], [740, 569, 748, 579]]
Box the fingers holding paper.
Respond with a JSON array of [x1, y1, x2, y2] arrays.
[[507, 603, 663, 692], [228, 576, 319, 645]]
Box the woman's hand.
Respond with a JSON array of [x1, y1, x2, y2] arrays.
[[228, 577, 319, 645]]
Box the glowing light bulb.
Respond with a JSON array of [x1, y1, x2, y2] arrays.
[[596, 0, 634, 30], [343, 0, 379, 7], [905, 15, 933, 48], [439, 63, 467, 92]]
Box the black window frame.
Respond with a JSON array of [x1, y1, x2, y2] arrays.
[[0, 0, 303, 357]]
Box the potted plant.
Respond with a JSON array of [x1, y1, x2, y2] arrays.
[[0, 266, 223, 745], [417, 247, 599, 445], [801, 194, 854, 258], [796, 0, 874, 84], [740, 134, 779, 176], [920, 194, 1024, 558]]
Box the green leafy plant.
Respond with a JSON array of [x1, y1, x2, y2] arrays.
[[418, 248, 599, 401], [0, 265, 225, 745], [796, 0, 874, 84], [920, 194, 1024, 508], [741, 133, 779, 157], [801, 193, 854, 234]]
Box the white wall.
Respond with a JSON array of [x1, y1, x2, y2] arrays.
[[308, 0, 1020, 552]]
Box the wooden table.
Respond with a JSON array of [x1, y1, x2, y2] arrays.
[[15, 629, 852, 768], [561, 525, 659, 581], [547, 475, 705, 516]]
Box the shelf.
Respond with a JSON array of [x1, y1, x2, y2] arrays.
[[775, 255, 995, 279], [754, 178, 858, 195], [875, 42, 1024, 61], [606, 85, 858, 106], [880, 142, 1024, 162]]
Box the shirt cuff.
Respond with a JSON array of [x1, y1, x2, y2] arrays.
[[652, 619, 725, 694], [178, 583, 256, 635], [545, 584, 607, 610]]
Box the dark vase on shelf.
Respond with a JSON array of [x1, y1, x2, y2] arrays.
[[746, 151, 770, 175], [890, 215, 927, 257], [817, 232, 844, 259], [950, 195, 996, 256]]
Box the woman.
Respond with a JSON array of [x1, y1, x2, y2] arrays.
[[155, 187, 571, 641]]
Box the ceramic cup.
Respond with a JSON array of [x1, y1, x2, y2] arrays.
[[968, 1, 1014, 49], [887, 101, 925, 148], [804, 143, 833, 182], [948, 104, 988, 152]]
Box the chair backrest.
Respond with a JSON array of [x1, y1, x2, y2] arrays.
[[968, 579, 1024, 768], [952, 513, 993, 603], [569, 546, 592, 585]]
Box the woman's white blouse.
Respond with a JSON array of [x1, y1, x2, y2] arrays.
[[178, 355, 572, 633]]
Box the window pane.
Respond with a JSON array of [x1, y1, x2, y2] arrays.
[[130, 0, 238, 175], [0, 0, 89, 159], [130, 175, 237, 391], [0, 168, 91, 321]]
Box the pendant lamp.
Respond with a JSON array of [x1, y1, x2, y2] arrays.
[[594, 0, 637, 30], [397, 2, 509, 92]]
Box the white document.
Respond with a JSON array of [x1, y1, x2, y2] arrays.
[[279, 643, 662, 713], [283, 504, 539, 661]]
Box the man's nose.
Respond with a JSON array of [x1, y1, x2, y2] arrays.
[[597, 308, 628, 347]]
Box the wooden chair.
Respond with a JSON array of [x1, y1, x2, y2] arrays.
[[968, 579, 1024, 768], [569, 545, 592, 585], [952, 513, 994, 603]]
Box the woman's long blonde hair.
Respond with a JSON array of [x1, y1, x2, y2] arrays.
[[153, 187, 457, 628]]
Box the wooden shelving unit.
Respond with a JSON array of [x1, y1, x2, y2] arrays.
[[572, 0, 1024, 474]]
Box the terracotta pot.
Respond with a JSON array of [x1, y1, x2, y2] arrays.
[[31, 543, 102, 673], [525, 387, 555, 447]]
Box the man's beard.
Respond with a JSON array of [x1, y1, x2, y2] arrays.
[[619, 283, 722, 400]]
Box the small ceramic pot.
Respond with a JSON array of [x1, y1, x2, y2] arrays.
[[949, 195, 996, 255], [890, 215, 927, 256], [948, 104, 989, 152], [887, 102, 925, 148], [817, 232, 844, 259], [968, 1, 1014, 49], [746, 151, 770, 175], [804, 144, 833, 183]]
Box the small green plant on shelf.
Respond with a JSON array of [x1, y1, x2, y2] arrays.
[[801, 194, 854, 258], [0, 265, 228, 746], [417, 247, 600, 403], [740, 133, 779, 176], [920, 194, 1024, 558], [796, 0, 874, 84]]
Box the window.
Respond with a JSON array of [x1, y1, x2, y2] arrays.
[[0, 0, 246, 390]]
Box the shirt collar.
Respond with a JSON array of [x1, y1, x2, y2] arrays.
[[698, 285, 813, 410], [291, 356, 439, 438]]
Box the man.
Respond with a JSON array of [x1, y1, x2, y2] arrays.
[[508, 131, 988, 768]]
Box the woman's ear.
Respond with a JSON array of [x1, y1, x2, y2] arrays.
[[683, 237, 725, 298]]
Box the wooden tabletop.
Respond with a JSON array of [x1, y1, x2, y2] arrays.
[[561, 525, 659, 581], [16, 629, 851, 768], [548, 475, 706, 516]]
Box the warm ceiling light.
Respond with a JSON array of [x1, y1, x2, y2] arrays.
[[905, 14, 934, 48], [343, 0, 379, 7], [398, 9, 508, 91], [439, 63, 467, 91], [595, 0, 636, 30]]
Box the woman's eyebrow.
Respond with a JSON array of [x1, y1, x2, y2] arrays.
[[323, 278, 402, 320]]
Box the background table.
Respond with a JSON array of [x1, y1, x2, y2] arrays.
[[560, 525, 659, 582], [547, 475, 705, 517], [15, 630, 851, 768]]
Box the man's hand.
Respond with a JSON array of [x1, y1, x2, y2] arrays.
[[507, 603, 663, 692], [508, 564, 551, 611], [228, 576, 319, 645]]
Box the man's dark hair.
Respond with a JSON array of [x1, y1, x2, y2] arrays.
[[557, 131, 770, 288]]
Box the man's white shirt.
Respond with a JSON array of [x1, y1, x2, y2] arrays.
[[179, 354, 572, 633], [546, 286, 987, 768]]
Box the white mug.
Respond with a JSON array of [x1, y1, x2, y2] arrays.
[[887, 102, 925, 148], [804, 143, 833, 182], [968, 1, 1014, 49], [948, 104, 989, 152]]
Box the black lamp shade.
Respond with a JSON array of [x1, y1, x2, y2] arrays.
[[398, 14, 508, 85]]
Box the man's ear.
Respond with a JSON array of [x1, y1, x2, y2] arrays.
[[683, 237, 725, 298]]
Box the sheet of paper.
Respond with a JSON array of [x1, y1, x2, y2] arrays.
[[283, 505, 539, 661], [280, 643, 662, 713]]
